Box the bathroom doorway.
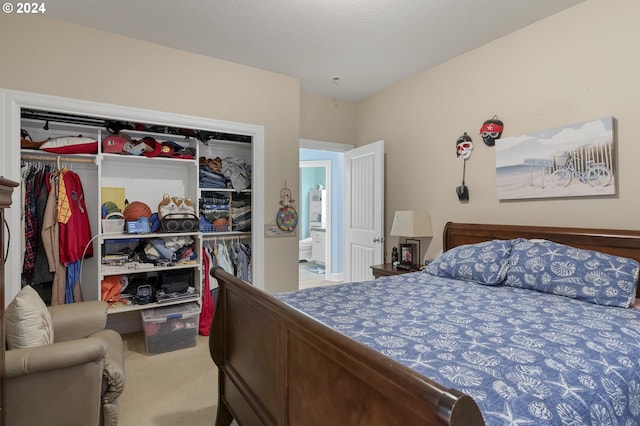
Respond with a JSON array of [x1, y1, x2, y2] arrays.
[[299, 140, 351, 289], [299, 160, 331, 287]]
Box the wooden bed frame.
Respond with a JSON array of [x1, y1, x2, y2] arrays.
[[210, 222, 640, 425]]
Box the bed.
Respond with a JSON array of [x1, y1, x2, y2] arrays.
[[209, 222, 640, 425]]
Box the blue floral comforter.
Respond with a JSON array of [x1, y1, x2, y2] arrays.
[[276, 272, 640, 425]]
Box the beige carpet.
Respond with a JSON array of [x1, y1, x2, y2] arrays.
[[119, 331, 219, 426], [118, 268, 335, 426]]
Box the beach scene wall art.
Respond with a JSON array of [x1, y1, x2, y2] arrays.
[[496, 117, 615, 200]]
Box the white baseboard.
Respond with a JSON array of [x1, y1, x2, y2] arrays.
[[327, 272, 344, 282]]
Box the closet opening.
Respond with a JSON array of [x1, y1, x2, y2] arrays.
[[3, 89, 264, 336]]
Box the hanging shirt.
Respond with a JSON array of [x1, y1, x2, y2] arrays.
[[58, 168, 93, 265], [42, 172, 67, 305], [65, 260, 82, 303], [206, 245, 219, 291], [198, 248, 214, 336], [22, 165, 44, 281], [33, 170, 54, 284], [237, 242, 251, 282], [216, 242, 233, 274], [57, 168, 72, 224]]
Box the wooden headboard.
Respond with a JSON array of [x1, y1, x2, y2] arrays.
[[443, 222, 640, 298]]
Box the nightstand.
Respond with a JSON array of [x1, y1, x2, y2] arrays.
[[370, 263, 420, 279]]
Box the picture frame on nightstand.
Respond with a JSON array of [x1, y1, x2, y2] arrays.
[[399, 243, 417, 266]]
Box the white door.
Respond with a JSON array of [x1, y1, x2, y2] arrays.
[[344, 140, 384, 282]]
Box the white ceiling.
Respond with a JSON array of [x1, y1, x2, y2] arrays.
[[46, 0, 585, 101]]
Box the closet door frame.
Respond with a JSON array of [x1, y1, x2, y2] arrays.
[[0, 89, 265, 305]]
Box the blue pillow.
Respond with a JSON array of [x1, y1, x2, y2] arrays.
[[505, 239, 639, 308], [425, 239, 513, 285]]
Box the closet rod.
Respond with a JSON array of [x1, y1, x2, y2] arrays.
[[21, 154, 97, 165], [202, 234, 251, 241], [21, 109, 106, 127]]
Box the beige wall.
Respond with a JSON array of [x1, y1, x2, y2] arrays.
[[0, 16, 300, 293], [300, 93, 357, 144], [355, 0, 640, 262]]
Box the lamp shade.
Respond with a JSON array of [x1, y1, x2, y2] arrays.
[[390, 210, 433, 237]]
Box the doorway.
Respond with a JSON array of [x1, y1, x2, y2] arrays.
[[299, 139, 351, 289], [298, 139, 383, 288], [299, 160, 331, 287], [298, 139, 384, 287]]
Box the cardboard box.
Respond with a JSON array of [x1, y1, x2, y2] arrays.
[[141, 302, 199, 355]]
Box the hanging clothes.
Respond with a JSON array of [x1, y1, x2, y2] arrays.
[[236, 242, 251, 282], [56, 167, 93, 303], [41, 171, 67, 305], [57, 167, 93, 265], [216, 241, 233, 274], [199, 247, 214, 336], [204, 238, 251, 283], [65, 260, 82, 304], [24, 163, 92, 304], [33, 167, 54, 285], [21, 164, 46, 283], [204, 243, 219, 291]]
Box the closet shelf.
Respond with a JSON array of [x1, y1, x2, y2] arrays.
[[199, 188, 252, 193], [100, 231, 199, 241], [107, 296, 201, 314], [100, 153, 197, 165], [21, 108, 251, 144], [99, 261, 199, 278]]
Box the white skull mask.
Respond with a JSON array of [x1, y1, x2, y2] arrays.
[[456, 133, 474, 160]]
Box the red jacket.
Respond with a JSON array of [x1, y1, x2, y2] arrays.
[[58, 169, 93, 265]]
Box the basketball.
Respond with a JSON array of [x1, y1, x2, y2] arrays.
[[123, 201, 152, 221]]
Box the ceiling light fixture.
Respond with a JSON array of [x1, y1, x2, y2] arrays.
[[331, 76, 342, 86]]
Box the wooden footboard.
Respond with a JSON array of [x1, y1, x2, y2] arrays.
[[209, 267, 484, 426]]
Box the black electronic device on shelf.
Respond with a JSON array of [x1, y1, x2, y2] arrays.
[[160, 213, 200, 233]]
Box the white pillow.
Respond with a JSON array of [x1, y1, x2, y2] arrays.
[[5, 285, 54, 349]]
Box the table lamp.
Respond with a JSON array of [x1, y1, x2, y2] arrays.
[[390, 210, 433, 267]]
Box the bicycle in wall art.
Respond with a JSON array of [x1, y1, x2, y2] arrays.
[[495, 117, 616, 200], [550, 151, 612, 188]]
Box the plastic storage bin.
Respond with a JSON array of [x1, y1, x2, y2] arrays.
[[102, 212, 125, 233], [141, 302, 200, 355]]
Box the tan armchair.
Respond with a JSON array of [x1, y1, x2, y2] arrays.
[[5, 299, 125, 426]]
